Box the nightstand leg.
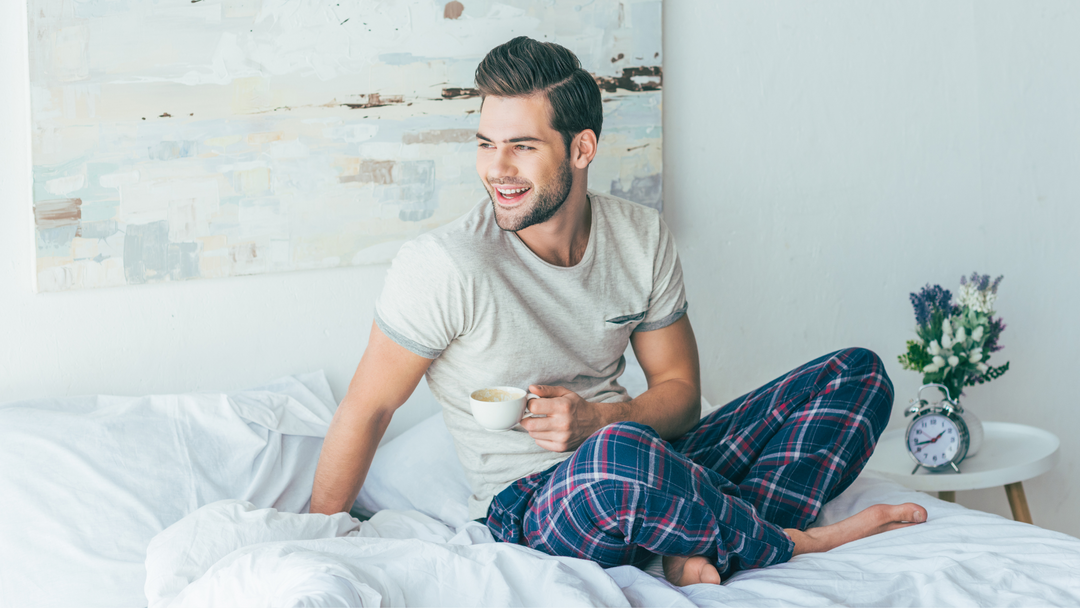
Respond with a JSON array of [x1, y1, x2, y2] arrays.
[[1005, 482, 1033, 524], [938, 491, 955, 502]]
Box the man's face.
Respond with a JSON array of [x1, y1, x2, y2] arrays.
[[476, 95, 573, 232]]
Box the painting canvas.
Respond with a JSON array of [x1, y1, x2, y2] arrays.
[[27, 0, 663, 292]]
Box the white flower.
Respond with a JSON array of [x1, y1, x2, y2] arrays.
[[924, 363, 940, 373], [932, 355, 946, 366], [958, 282, 998, 314], [948, 355, 960, 367], [942, 318, 953, 336], [972, 325, 984, 341], [955, 327, 967, 343], [969, 350, 983, 363], [941, 335, 953, 349], [977, 362, 989, 373], [929, 340, 941, 356]]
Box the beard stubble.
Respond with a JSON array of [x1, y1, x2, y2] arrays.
[[487, 158, 574, 232]]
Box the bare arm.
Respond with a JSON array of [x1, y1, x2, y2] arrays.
[[624, 314, 702, 437], [309, 321, 433, 515], [522, 314, 701, 452]]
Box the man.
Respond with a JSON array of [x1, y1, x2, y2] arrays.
[[311, 36, 926, 585]]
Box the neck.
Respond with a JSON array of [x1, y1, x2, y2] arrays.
[[515, 180, 591, 267]]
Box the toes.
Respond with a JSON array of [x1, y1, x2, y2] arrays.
[[883, 521, 921, 532], [881, 502, 927, 524], [896, 502, 927, 523]]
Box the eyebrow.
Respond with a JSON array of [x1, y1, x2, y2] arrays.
[[475, 132, 544, 144]]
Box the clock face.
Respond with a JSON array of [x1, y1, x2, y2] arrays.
[[907, 414, 962, 467]]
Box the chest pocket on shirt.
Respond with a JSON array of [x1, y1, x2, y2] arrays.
[[605, 311, 647, 326]]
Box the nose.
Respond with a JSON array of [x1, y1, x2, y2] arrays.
[[487, 147, 517, 182]]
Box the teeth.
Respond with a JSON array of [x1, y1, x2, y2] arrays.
[[497, 187, 529, 195]]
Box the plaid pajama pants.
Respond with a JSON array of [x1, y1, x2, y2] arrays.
[[484, 347, 893, 578]]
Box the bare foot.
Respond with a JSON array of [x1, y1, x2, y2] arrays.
[[786, 503, 928, 556], [663, 554, 722, 586], [661, 503, 927, 586]]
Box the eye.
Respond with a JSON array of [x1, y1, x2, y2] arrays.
[[515, 144, 534, 151], [478, 142, 494, 149]]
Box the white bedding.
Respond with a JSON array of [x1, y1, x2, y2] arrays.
[[145, 475, 1080, 607], [0, 373, 335, 608], [4, 368, 1080, 607]]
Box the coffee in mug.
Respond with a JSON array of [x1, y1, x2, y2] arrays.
[[469, 386, 538, 432]]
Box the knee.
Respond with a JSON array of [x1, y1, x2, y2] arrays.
[[838, 346, 883, 371], [837, 347, 893, 430], [839, 347, 890, 386], [586, 421, 659, 447], [577, 421, 664, 469]]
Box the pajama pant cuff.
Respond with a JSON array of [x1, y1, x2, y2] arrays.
[[716, 490, 796, 574]]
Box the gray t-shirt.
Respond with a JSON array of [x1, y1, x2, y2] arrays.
[[374, 190, 688, 519]]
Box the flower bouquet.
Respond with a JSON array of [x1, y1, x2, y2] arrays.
[[898, 272, 1010, 403]]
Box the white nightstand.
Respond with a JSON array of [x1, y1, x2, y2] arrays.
[[864, 422, 1060, 524]]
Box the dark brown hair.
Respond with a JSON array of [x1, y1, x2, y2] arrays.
[[475, 36, 603, 151]]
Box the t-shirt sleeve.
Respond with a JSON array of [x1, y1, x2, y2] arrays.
[[374, 237, 466, 359], [635, 215, 688, 332]]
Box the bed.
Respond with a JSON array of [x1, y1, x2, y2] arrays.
[[2, 362, 1079, 608]]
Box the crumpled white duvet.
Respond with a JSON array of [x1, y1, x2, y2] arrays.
[[147, 474, 1080, 608], [146, 501, 670, 607]]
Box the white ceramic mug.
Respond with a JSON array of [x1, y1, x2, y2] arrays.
[[469, 386, 539, 432]]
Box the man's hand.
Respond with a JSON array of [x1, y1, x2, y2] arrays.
[[520, 315, 702, 453], [519, 385, 615, 453]]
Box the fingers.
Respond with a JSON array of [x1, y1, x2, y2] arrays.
[[524, 395, 570, 417], [520, 413, 574, 452], [533, 438, 567, 452], [519, 415, 557, 433], [529, 384, 572, 398]]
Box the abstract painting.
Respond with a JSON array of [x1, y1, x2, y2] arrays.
[[28, 0, 662, 292]]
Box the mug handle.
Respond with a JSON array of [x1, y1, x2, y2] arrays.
[[523, 393, 541, 418]]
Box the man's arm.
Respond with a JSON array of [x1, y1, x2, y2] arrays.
[[521, 314, 701, 452], [310, 321, 433, 515]]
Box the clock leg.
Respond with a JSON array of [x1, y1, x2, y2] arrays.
[[1004, 482, 1033, 524], [938, 491, 955, 502]]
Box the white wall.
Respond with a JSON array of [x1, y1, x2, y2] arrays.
[[2, 2, 1077, 537], [665, 1, 1080, 537]]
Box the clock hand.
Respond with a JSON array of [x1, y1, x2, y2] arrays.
[[930, 431, 947, 443]]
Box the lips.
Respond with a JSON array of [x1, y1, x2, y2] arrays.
[[494, 185, 532, 205]]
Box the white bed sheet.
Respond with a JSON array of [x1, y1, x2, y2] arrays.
[[146, 472, 1080, 607]]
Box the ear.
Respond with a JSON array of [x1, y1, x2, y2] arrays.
[[570, 129, 598, 169]]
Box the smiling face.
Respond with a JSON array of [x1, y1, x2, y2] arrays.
[[476, 95, 575, 232]]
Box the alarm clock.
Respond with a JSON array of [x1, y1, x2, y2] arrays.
[[903, 384, 979, 474]]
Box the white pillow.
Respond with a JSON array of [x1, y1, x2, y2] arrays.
[[0, 372, 335, 608], [354, 412, 473, 528]]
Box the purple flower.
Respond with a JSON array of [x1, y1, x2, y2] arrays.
[[983, 316, 1007, 353], [910, 284, 953, 328], [964, 271, 1003, 293]]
